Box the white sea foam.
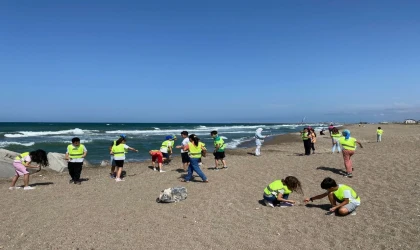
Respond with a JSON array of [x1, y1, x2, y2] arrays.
[[153, 127, 160, 130], [4, 128, 99, 138], [220, 136, 228, 139], [225, 137, 248, 149], [0, 141, 35, 147]]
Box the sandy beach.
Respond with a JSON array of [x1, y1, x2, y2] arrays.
[[1, 124, 419, 250]]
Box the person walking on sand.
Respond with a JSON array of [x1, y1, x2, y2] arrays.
[[9, 149, 49, 190], [334, 129, 363, 178], [308, 127, 317, 154], [181, 134, 208, 183], [109, 134, 126, 178], [304, 177, 360, 216], [331, 127, 341, 154], [111, 137, 139, 182], [211, 130, 227, 170], [65, 137, 87, 185], [263, 176, 303, 208], [175, 131, 190, 172], [377, 127, 384, 142], [255, 128, 268, 156], [149, 150, 164, 172], [301, 128, 311, 156]]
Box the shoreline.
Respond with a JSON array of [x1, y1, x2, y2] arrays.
[[1, 123, 420, 249]]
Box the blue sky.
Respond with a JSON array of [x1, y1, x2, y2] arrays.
[[1, 0, 419, 123]]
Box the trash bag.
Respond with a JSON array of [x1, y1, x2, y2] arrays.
[[156, 186, 187, 203]]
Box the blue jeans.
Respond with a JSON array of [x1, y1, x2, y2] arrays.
[[110, 156, 116, 167], [184, 158, 207, 181], [332, 139, 341, 153], [263, 194, 289, 202]]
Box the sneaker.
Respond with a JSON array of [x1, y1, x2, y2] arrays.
[[74, 181, 82, 185], [153, 168, 157, 171], [8, 186, 22, 190], [24, 186, 36, 190], [109, 173, 116, 179], [214, 168, 219, 171], [279, 202, 294, 208], [115, 178, 125, 182], [223, 166, 228, 169], [350, 211, 357, 216], [264, 200, 274, 208], [69, 180, 74, 184], [198, 162, 203, 166], [159, 170, 166, 173], [344, 173, 353, 178]]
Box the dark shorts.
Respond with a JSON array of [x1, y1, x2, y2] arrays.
[[162, 153, 169, 159], [214, 151, 225, 159], [181, 152, 190, 163], [114, 160, 124, 168]]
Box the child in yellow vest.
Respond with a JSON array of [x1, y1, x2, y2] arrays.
[[304, 177, 360, 216], [263, 176, 303, 208], [65, 137, 87, 185], [111, 137, 138, 182], [377, 127, 384, 142]]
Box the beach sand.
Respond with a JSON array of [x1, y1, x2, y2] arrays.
[[1, 124, 419, 249]]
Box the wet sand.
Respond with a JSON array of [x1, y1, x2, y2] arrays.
[[1, 124, 419, 249]]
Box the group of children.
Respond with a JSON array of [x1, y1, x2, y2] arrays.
[[262, 126, 385, 215], [263, 176, 360, 216], [8, 125, 384, 217]]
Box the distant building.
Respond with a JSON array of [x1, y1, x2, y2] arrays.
[[404, 119, 417, 124]]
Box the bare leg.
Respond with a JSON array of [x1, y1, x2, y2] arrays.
[[116, 167, 123, 179], [338, 207, 350, 216], [111, 166, 116, 175], [23, 174, 30, 187], [214, 159, 218, 169], [152, 160, 155, 169], [10, 175, 19, 187], [222, 159, 227, 167], [158, 162, 163, 171], [183, 162, 188, 172]]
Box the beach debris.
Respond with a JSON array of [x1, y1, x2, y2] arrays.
[[156, 186, 187, 203]]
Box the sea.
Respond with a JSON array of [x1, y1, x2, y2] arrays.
[[0, 123, 333, 164]]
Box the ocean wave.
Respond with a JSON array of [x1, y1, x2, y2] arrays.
[[225, 137, 249, 149], [4, 128, 99, 138], [153, 127, 160, 130], [60, 139, 92, 144], [0, 141, 35, 147]]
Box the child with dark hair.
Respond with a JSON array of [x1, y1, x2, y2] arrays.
[[377, 127, 384, 142], [176, 131, 190, 172], [181, 134, 208, 183], [65, 137, 87, 185], [304, 177, 360, 216], [210, 130, 227, 170], [10, 149, 49, 190], [263, 176, 303, 208], [111, 137, 138, 182]]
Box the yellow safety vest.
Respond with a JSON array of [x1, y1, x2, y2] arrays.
[[15, 152, 30, 163], [377, 129, 383, 135], [67, 144, 85, 159], [333, 184, 360, 203], [188, 142, 204, 158], [264, 180, 292, 197], [161, 140, 171, 150], [302, 132, 309, 140], [112, 144, 126, 157], [331, 133, 341, 138], [339, 137, 357, 150]]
